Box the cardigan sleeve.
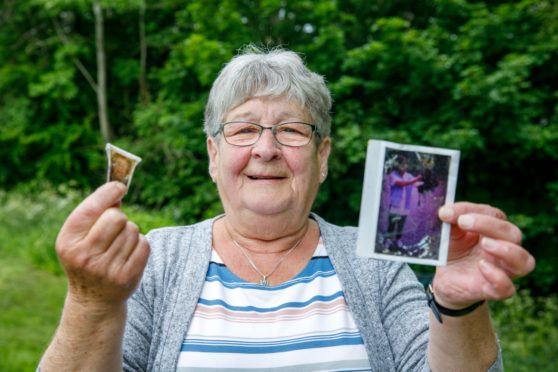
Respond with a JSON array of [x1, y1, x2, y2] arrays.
[[316, 216, 503, 372], [378, 260, 503, 371], [376, 260, 431, 370], [122, 227, 174, 371], [122, 235, 156, 372], [121, 223, 211, 371]]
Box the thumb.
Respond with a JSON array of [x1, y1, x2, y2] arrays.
[[57, 182, 128, 244]]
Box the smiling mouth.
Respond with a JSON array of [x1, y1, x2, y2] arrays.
[[247, 175, 286, 180]]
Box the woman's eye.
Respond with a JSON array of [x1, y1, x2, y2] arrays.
[[226, 123, 259, 136], [236, 126, 259, 134], [278, 124, 307, 136], [282, 127, 299, 133]]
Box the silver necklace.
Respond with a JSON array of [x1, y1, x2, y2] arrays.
[[232, 237, 303, 286]]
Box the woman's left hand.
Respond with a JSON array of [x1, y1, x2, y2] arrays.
[[432, 202, 535, 309]]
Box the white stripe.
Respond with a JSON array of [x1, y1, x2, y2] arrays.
[[177, 240, 370, 370], [178, 345, 369, 369], [198, 273, 343, 308]]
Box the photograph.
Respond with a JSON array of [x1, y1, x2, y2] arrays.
[[356, 140, 460, 266], [106, 143, 142, 187]]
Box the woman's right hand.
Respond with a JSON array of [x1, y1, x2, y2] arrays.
[[55, 182, 150, 309], [40, 182, 149, 371]]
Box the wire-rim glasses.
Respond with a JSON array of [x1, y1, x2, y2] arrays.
[[217, 121, 319, 147]]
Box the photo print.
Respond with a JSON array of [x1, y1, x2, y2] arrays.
[[356, 140, 460, 266], [106, 143, 142, 187]]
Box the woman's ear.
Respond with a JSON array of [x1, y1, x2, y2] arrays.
[[207, 137, 219, 183], [318, 137, 331, 182]]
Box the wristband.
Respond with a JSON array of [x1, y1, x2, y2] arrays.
[[426, 284, 485, 324]]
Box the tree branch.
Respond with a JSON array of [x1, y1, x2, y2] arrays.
[[93, 0, 113, 142], [51, 17, 98, 94], [138, 0, 151, 103]]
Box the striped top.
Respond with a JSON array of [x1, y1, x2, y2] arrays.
[[177, 240, 372, 371]]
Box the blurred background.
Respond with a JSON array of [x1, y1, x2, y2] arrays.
[[0, 0, 556, 370]]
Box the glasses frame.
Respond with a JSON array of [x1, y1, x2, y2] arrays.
[[216, 121, 320, 147]]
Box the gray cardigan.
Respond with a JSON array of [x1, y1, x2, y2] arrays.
[[123, 214, 503, 371]]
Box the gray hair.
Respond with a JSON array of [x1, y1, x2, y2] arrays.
[[204, 46, 332, 139]]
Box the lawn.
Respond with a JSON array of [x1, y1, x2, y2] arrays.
[[0, 257, 66, 371]]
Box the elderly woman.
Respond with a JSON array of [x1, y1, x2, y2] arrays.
[[41, 48, 534, 371]]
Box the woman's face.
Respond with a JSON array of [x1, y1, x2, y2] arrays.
[[207, 96, 331, 222]]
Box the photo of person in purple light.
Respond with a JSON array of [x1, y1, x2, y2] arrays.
[[384, 154, 423, 253], [357, 140, 459, 266], [376, 149, 452, 260]]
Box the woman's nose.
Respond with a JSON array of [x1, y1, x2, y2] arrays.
[[251, 127, 281, 160]]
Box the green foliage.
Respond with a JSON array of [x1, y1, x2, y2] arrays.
[[0, 183, 179, 275], [1, 0, 557, 293], [491, 290, 558, 371], [0, 183, 79, 274]]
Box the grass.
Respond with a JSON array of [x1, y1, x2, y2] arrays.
[[0, 257, 66, 371], [0, 185, 556, 371], [0, 184, 177, 370]]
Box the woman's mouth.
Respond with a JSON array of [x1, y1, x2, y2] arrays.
[[247, 174, 286, 180]]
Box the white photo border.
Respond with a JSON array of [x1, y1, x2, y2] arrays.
[[105, 143, 142, 186], [356, 140, 460, 266]]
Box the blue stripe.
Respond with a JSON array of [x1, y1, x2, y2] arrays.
[[205, 269, 336, 290], [298, 256, 334, 276], [205, 256, 336, 290], [181, 334, 364, 353], [185, 331, 362, 347], [197, 291, 345, 313]]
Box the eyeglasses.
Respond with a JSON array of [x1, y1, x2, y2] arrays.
[[216, 121, 319, 147]]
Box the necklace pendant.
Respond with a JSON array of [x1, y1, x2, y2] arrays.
[[259, 276, 269, 286]]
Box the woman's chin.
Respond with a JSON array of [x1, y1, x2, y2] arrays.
[[240, 199, 294, 217]]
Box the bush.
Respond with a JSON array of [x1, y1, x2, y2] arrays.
[[0, 183, 80, 274], [2, 0, 557, 293], [492, 290, 558, 371], [0, 183, 179, 275]]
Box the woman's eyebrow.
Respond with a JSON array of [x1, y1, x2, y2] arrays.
[[226, 111, 257, 121], [275, 111, 305, 121], [226, 110, 308, 126]]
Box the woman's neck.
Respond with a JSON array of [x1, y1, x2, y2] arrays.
[[219, 214, 312, 254], [211, 214, 320, 286]]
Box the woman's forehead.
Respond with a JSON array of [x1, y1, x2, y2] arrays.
[[225, 96, 309, 122]]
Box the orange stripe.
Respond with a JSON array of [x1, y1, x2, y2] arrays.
[[192, 297, 348, 323]]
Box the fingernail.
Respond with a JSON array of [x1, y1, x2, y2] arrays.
[[527, 255, 536, 271], [482, 237, 498, 252], [439, 206, 454, 220], [458, 215, 475, 229], [482, 283, 497, 297], [114, 181, 127, 192]]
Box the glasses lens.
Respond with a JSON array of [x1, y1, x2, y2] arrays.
[[275, 123, 314, 146], [223, 122, 261, 146]]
